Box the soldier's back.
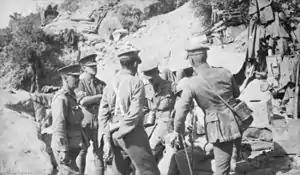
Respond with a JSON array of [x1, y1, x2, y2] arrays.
[[188, 67, 235, 109]]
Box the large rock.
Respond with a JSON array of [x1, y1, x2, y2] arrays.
[[239, 79, 273, 129], [0, 108, 53, 174]]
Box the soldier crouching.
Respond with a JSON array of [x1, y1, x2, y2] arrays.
[[51, 64, 86, 175], [140, 58, 177, 164]]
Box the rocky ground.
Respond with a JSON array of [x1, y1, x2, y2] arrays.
[[0, 90, 53, 175], [1, 0, 300, 175]]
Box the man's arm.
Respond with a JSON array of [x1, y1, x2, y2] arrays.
[[98, 86, 112, 135], [80, 94, 102, 106], [114, 79, 145, 139], [51, 97, 68, 151], [174, 86, 193, 134], [75, 80, 102, 106], [231, 75, 240, 98]]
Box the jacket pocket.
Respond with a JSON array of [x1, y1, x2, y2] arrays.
[[205, 112, 222, 143], [159, 94, 175, 111]]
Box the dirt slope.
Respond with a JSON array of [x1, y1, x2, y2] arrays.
[[96, 2, 246, 83], [0, 90, 53, 175]]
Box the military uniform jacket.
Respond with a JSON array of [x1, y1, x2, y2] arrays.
[[75, 74, 106, 128], [144, 78, 176, 121], [76, 74, 106, 115], [51, 88, 84, 151], [174, 64, 241, 143], [98, 70, 145, 139]]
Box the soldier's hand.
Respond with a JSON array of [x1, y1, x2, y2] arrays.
[[59, 151, 70, 164], [170, 132, 183, 150], [204, 143, 213, 155], [103, 138, 113, 164]]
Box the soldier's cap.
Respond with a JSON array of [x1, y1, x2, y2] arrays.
[[175, 77, 190, 95], [117, 47, 141, 63], [79, 54, 98, 67], [58, 64, 81, 76], [140, 59, 159, 80], [185, 37, 210, 55]]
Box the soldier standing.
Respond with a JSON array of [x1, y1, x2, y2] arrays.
[[75, 54, 106, 175], [140, 59, 176, 163], [98, 48, 160, 175], [171, 38, 247, 175], [51, 64, 84, 175]]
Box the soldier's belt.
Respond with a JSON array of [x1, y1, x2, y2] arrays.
[[86, 104, 99, 111], [67, 124, 82, 130]]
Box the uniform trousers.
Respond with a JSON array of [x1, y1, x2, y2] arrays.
[[53, 148, 81, 175], [213, 138, 241, 175], [111, 126, 161, 175], [77, 126, 104, 175], [145, 117, 173, 163]]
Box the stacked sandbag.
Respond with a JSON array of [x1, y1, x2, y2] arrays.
[[31, 93, 54, 130]]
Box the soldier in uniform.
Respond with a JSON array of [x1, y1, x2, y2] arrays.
[[171, 39, 243, 175], [75, 54, 106, 175], [98, 48, 160, 175], [51, 64, 85, 175], [140, 59, 176, 163]]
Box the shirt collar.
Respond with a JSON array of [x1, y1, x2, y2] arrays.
[[62, 87, 77, 100], [119, 69, 135, 76], [194, 63, 210, 75], [145, 77, 165, 96]]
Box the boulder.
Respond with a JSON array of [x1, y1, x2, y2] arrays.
[[239, 79, 273, 129], [0, 109, 53, 174], [70, 7, 94, 22]]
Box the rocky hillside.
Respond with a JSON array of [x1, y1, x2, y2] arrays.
[[40, 0, 246, 83], [0, 0, 259, 174]]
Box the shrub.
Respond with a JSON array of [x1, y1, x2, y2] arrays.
[[143, 0, 189, 19], [0, 13, 65, 90], [60, 0, 80, 12], [116, 4, 143, 32], [191, 0, 249, 28]]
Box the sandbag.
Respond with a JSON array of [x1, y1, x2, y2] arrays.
[[158, 145, 177, 175], [31, 93, 54, 129]]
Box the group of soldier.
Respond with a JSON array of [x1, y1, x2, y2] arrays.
[[51, 35, 253, 175]]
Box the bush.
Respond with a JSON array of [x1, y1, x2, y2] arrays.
[[116, 4, 143, 32], [115, 0, 189, 32], [0, 13, 65, 90], [143, 0, 189, 19], [191, 0, 249, 28], [60, 0, 80, 12], [190, 0, 212, 27]]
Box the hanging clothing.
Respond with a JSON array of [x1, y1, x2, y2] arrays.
[[249, 0, 274, 24]]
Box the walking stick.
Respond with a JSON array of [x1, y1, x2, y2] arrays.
[[180, 134, 194, 175], [188, 108, 197, 170], [294, 62, 300, 119]]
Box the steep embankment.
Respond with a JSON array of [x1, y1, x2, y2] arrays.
[[96, 2, 246, 82], [112, 2, 246, 72], [0, 90, 53, 175], [0, 1, 248, 174]]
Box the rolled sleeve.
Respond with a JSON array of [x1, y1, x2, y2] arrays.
[[174, 86, 193, 134]]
